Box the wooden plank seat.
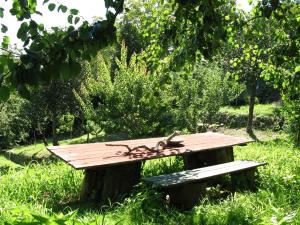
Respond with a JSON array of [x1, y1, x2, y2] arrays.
[[144, 160, 266, 209]]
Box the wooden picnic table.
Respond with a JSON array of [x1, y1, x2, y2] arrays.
[[47, 132, 252, 204]]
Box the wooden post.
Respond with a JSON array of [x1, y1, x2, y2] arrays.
[[80, 162, 142, 204], [183, 147, 234, 170], [231, 168, 257, 192], [162, 182, 206, 210]]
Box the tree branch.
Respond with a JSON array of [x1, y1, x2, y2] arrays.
[[0, 48, 21, 56]]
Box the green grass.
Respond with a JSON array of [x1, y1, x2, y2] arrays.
[[0, 155, 22, 173], [4, 134, 91, 161], [0, 136, 299, 224], [219, 103, 280, 117]]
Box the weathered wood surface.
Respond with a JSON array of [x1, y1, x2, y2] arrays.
[[183, 146, 234, 170], [144, 160, 266, 187], [47, 133, 253, 170], [163, 182, 206, 210], [80, 162, 141, 203]]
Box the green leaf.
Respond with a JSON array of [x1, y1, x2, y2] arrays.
[[43, 0, 50, 4], [62, 6, 68, 13], [70, 8, 79, 15], [17, 22, 29, 41], [0, 85, 10, 101], [69, 61, 81, 76], [17, 85, 30, 99], [58, 5, 67, 13], [57, 5, 63, 12], [2, 36, 10, 48], [1, 24, 7, 33], [74, 17, 80, 25], [60, 62, 71, 79], [48, 3, 56, 11], [0, 7, 4, 18], [68, 15, 73, 24], [225, 15, 230, 21]]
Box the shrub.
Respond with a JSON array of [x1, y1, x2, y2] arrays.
[[0, 94, 31, 149], [76, 45, 227, 138], [282, 94, 300, 145], [103, 45, 163, 137], [162, 62, 225, 132]]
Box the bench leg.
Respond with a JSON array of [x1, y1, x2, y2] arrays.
[[183, 147, 234, 170], [162, 182, 206, 210], [80, 162, 142, 204], [231, 168, 257, 192]]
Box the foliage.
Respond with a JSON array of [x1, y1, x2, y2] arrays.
[[0, 94, 31, 149], [281, 93, 300, 145], [120, 0, 236, 71], [162, 62, 225, 132], [57, 113, 75, 136], [101, 44, 163, 137], [0, 0, 240, 100], [254, 2, 300, 144], [0, 0, 125, 99], [28, 79, 83, 145], [73, 57, 110, 140], [76, 44, 227, 138]]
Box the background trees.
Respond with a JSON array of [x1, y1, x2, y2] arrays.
[[0, 0, 299, 145]]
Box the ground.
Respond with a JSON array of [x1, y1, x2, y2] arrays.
[[0, 104, 299, 224]]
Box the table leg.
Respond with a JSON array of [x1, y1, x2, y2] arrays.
[[183, 146, 234, 170], [80, 161, 142, 204], [231, 168, 257, 192]]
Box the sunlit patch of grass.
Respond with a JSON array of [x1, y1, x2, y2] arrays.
[[219, 103, 280, 117], [0, 138, 300, 224], [0, 155, 22, 174]]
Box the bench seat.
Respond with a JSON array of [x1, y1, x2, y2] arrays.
[[144, 160, 266, 187], [144, 160, 266, 209]]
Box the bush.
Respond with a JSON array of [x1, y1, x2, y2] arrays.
[[0, 94, 31, 149], [76, 45, 227, 138], [282, 93, 300, 145], [102, 45, 164, 138], [161, 62, 225, 132]]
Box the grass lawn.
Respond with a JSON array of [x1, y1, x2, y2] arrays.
[[0, 155, 22, 173], [0, 133, 299, 224], [219, 103, 280, 117]]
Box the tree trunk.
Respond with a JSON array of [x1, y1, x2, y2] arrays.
[[86, 132, 90, 143], [297, 123, 300, 146], [52, 118, 59, 146], [42, 132, 48, 146], [247, 79, 257, 134]]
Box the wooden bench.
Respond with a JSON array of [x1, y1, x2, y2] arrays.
[[144, 160, 266, 209]]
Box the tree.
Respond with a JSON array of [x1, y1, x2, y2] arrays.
[[73, 55, 112, 142], [118, 0, 237, 71], [28, 79, 81, 146], [0, 0, 241, 101], [256, 1, 300, 144], [0, 0, 124, 100], [224, 16, 276, 135]]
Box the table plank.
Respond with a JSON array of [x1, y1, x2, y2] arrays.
[[47, 132, 253, 170]]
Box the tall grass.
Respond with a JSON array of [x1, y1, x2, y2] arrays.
[[0, 138, 299, 224]]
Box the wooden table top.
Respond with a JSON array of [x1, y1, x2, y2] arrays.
[[47, 132, 253, 170]]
